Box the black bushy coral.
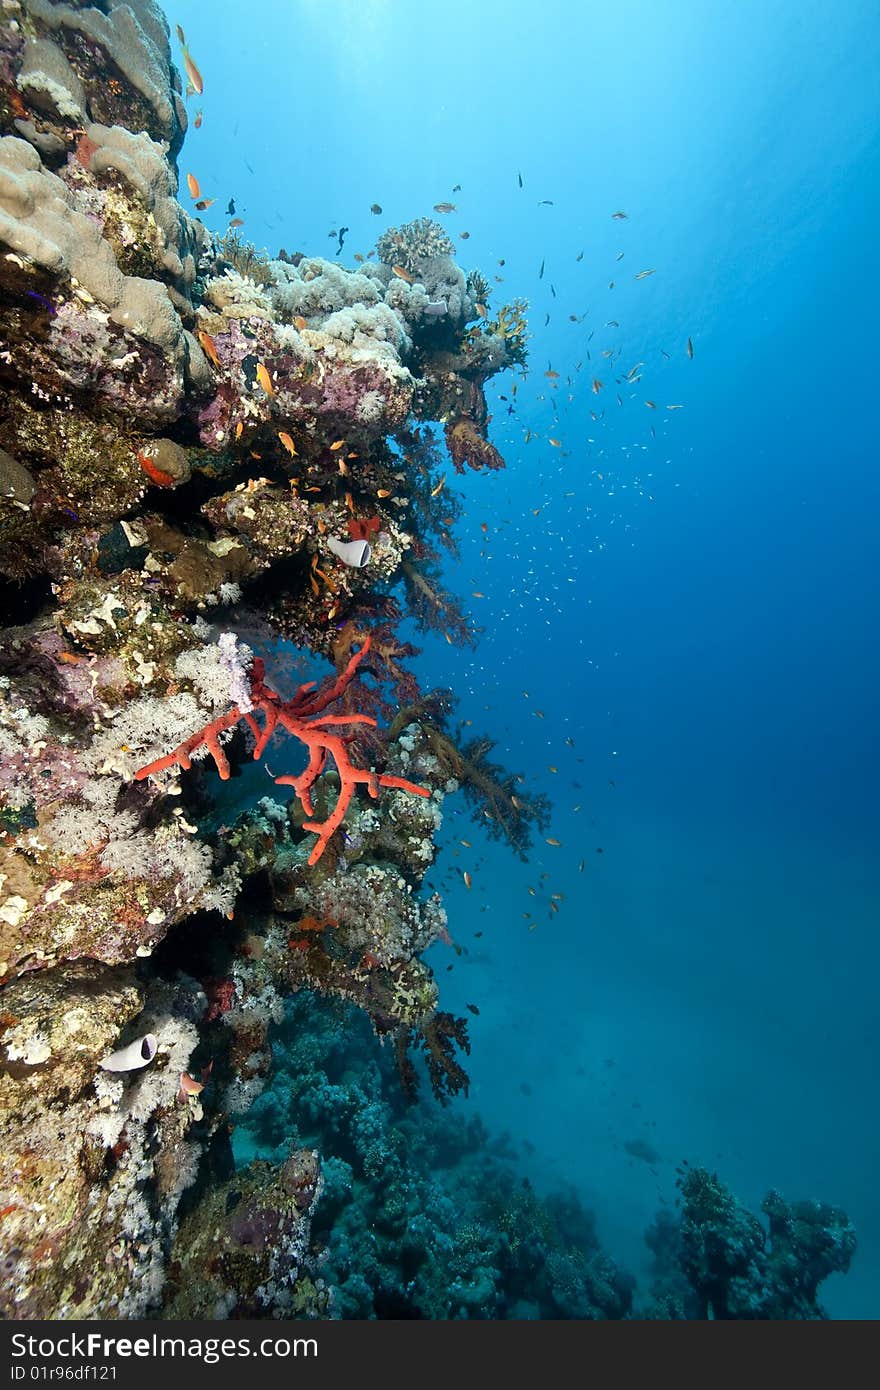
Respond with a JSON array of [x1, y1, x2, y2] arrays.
[[669, 1166, 856, 1320]]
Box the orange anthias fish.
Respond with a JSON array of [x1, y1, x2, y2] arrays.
[[391, 265, 415, 283], [194, 197, 215, 212], [430, 474, 446, 497], [330, 439, 345, 451], [277, 431, 297, 457], [197, 329, 221, 368], [178, 1071, 205, 1102], [194, 109, 203, 129], [186, 172, 201, 199], [293, 315, 307, 330], [228, 217, 244, 229], [463, 870, 473, 890], [176, 26, 204, 96], [255, 362, 274, 395]]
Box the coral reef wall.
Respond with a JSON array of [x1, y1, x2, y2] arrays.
[[0, 1, 857, 1323], [0, 0, 535, 1318]]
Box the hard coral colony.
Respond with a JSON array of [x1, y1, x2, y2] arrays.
[[0, 0, 856, 1326]]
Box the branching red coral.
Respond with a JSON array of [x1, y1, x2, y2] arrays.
[[134, 637, 430, 866]]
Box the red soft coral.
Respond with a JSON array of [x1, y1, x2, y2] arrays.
[[134, 637, 429, 866]]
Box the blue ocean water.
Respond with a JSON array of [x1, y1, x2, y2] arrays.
[[173, 0, 880, 1316]]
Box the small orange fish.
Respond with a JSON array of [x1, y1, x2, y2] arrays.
[[460, 839, 472, 848], [234, 420, 244, 440], [277, 431, 297, 457], [476, 302, 488, 319], [472, 591, 485, 598], [255, 362, 274, 395], [186, 172, 201, 199], [194, 109, 203, 129], [463, 870, 472, 890], [58, 651, 82, 666], [293, 315, 307, 330], [180, 44, 204, 96], [480, 522, 489, 533], [376, 488, 391, 498], [194, 197, 215, 212], [545, 837, 562, 847], [197, 329, 220, 368], [545, 370, 559, 379], [430, 474, 446, 497], [549, 438, 561, 447], [330, 439, 345, 451], [354, 253, 365, 263], [592, 378, 603, 394], [178, 1071, 205, 1102], [228, 217, 244, 229], [548, 765, 558, 773], [392, 265, 415, 283]]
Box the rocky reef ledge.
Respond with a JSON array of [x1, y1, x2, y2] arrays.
[[0, 0, 542, 1317]]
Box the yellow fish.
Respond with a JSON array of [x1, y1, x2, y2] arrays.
[[255, 362, 274, 395], [186, 172, 201, 199]]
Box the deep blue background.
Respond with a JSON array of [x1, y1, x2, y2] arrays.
[[173, 0, 879, 1315]]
